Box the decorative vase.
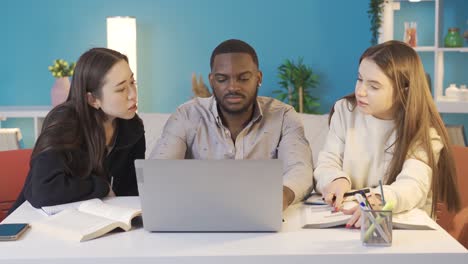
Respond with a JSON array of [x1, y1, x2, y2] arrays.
[[51, 77, 70, 106], [444, 28, 463, 48], [458, 85, 468, 101], [404, 21, 418, 47], [445, 84, 459, 100]]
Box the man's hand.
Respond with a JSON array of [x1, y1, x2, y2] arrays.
[[282, 186, 295, 211], [322, 177, 351, 211]]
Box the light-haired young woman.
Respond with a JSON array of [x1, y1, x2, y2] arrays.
[[9, 48, 145, 213], [314, 40, 460, 228]]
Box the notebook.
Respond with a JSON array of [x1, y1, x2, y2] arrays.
[[135, 159, 283, 232], [302, 204, 437, 230]]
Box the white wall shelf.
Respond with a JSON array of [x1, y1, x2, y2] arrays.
[[414, 46, 436, 52], [437, 47, 468, 52], [436, 99, 468, 113], [0, 106, 51, 140], [382, 0, 468, 113]]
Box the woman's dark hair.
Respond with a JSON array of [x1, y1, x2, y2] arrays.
[[32, 48, 128, 178]]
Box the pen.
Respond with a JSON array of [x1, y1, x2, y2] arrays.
[[379, 180, 386, 205], [360, 190, 373, 210], [355, 194, 391, 244], [344, 188, 370, 198], [363, 200, 395, 242], [358, 201, 391, 244]]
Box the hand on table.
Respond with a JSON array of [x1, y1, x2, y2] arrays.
[[322, 178, 351, 211]]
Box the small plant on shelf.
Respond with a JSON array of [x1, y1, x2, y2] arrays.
[[48, 59, 75, 78]]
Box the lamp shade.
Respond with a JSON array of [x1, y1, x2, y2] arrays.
[[106, 16, 137, 80]]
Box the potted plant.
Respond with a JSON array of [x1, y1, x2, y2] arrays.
[[48, 59, 75, 106], [273, 57, 320, 114], [368, 0, 385, 45]]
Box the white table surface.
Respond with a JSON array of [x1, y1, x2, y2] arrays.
[[1, 197, 467, 264]]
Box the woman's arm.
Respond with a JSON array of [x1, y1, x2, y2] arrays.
[[378, 129, 443, 213], [24, 150, 109, 208], [314, 100, 351, 193]]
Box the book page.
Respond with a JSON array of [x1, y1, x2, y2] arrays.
[[33, 209, 124, 242], [302, 205, 437, 230], [103, 196, 142, 209], [303, 209, 352, 228], [305, 191, 364, 206], [40, 198, 100, 216], [302, 201, 356, 228], [78, 199, 141, 227], [304, 193, 328, 205], [392, 208, 437, 230]]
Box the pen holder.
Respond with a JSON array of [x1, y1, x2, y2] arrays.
[[360, 208, 392, 247]]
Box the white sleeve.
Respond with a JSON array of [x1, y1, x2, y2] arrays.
[[313, 101, 351, 193], [377, 129, 443, 213]]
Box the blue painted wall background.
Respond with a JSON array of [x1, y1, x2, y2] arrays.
[[1, 0, 467, 148]]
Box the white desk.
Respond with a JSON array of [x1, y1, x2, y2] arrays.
[[0, 106, 51, 140], [1, 197, 466, 264]]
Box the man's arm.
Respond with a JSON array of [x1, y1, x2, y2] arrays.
[[283, 186, 295, 210], [149, 109, 188, 159], [278, 108, 314, 207]]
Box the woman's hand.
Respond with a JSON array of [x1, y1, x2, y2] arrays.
[[342, 205, 361, 228], [341, 192, 384, 228], [322, 178, 351, 211], [107, 184, 116, 197]]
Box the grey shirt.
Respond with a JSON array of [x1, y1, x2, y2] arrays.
[[150, 96, 313, 203]]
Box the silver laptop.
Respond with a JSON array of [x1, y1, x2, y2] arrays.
[[135, 159, 283, 232]]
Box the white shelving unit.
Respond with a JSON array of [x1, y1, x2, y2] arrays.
[[0, 106, 51, 140], [381, 0, 468, 113]]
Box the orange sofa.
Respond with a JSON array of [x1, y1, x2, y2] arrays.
[[437, 146, 468, 249], [0, 149, 32, 222]]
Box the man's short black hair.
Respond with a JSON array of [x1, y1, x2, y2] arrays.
[[210, 39, 259, 70]]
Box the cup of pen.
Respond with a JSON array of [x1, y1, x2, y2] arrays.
[[360, 208, 392, 246]]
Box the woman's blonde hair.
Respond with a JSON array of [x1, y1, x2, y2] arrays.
[[331, 40, 460, 215]]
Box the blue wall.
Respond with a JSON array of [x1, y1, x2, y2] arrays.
[[1, 0, 467, 148]]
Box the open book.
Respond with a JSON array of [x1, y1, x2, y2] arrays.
[[304, 192, 357, 206], [33, 198, 142, 242], [302, 204, 437, 230]]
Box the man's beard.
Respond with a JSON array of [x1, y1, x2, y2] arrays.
[[213, 87, 258, 115]]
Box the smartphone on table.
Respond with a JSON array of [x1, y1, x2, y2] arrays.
[[0, 223, 30, 241]]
